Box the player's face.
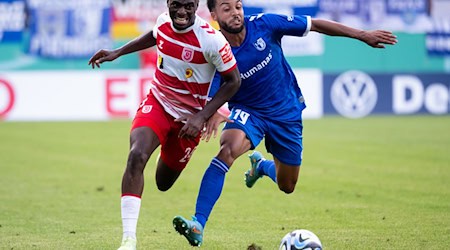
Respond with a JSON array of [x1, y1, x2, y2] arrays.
[[212, 0, 244, 34], [167, 0, 199, 30]]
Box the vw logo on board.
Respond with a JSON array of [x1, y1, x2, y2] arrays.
[[330, 70, 378, 118]]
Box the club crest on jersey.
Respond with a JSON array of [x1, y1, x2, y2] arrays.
[[253, 38, 266, 51], [185, 68, 194, 78], [182, 47, 194, 62], [142, 105, 153, 114]]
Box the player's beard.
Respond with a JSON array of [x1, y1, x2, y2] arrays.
[[219, 20, 244, 34]]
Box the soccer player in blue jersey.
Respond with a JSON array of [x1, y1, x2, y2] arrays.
[[173, 0, 397, 246]]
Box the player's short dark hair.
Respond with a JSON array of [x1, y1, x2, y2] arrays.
[[207, 0, 216, 11]]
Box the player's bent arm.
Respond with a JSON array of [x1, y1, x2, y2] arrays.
[[89, 31, 157, 68], [310, 18, 397, 48], [114, 31, 157, 57], [197, 68, 241, 121]]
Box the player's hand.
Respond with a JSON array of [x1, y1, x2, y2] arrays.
[[361, 30, 397, 48], [88, 49, 119, 69], [202, 111, 233, 142], [175, 114, 206, 138]]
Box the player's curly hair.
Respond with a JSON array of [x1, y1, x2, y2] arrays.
[[207, 0, 216, 11]]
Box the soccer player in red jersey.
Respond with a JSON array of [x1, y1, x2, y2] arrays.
[[89, 1, 240, 249]]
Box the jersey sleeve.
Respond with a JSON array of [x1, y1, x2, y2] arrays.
[[261, 13, 311, 38], [208, 71, 222, 98], [205, 33, 237, 75]]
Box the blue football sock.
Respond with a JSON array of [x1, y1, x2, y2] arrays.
[[195, 157, 229, 228], [258, 160, 277, 183]]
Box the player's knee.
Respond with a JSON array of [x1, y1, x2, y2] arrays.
[[156, 181, 172, 192], [278, 181, 297, 194], [216, 145, 237, 166], [127, 148, 149, 174]]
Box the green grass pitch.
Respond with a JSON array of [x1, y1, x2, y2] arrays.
[[0, 116, 449, 249]]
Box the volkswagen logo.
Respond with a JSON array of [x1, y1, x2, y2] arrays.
[[330, 71, 378, 118]]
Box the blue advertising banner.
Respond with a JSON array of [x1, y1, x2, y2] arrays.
[[27, 0, 112, 58], [323, 71, 450, 118], [426, 19, 450, 56], [318, 0, 360, 15], [243, 0, 319, 16], [426, 32, 450, 56], [385, 0, 428, 15], [0, 0, 25, 43]]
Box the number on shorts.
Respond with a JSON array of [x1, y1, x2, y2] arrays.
[[232, 109, 250, 125], [179, 146, 197, 163]]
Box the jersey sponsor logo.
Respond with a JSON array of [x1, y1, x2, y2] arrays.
[[142, 105, 153, 114], [330, 70, 378, 118], [200, 23, 215, 34], [219, 43, 233, 64], [240, 51, 272, 80], [253, 37, 266, 51], [182, 47, 194, 62], [157, 55, 164, 69], [185, 68, 194, 78]]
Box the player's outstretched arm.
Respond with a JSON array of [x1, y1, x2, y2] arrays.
[[310, 18, 398, 48], [88, 30, 157, 68]]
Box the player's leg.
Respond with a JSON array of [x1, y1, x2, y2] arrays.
[[173, 129, 251, 247], [155, 126, 201, 191], [119, 126, 161, 250], [246, 117, 304, 193], [265, 118, 304, 194], [119, 93, 171, 250], [122, 127, 160, 195], [194, 128, 251, 224], [273, 157, 300, 194], [245, 150, 277, 187], [154, 157, 181, 192], [174, 107, 264, 246]]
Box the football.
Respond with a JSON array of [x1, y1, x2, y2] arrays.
[[279, 229, 322, 250]]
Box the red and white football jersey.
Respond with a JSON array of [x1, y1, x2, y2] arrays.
[[150, 13, 237, 119]]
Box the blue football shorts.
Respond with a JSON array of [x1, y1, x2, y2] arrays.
[[223, 106, 303, 166]]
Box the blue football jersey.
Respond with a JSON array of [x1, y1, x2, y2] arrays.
[[210, 13, 311, 120]]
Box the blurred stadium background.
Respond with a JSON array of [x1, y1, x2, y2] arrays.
[[0, 0, 449, 249], [0, 0, 449, 120]]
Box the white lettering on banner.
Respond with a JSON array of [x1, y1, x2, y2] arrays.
[[0, 1, 25, 31], [244, 0, 317, 7], [393, 75, 449, 114], [424, 84, 449, 114], [426, 36, 450, 53], [319, 0, 358, 12], [393, 75, 424, 114], [112, 0, 165, 21], [27, 0, 110, 9], [387, 0, 426, 12], [30, 36, 112, 58], [0, 79, 15, 117]]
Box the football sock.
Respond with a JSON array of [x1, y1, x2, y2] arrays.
[[121, 194, 141, 240], [195, 157, 229, 228], [258, 160, 277, 183]]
